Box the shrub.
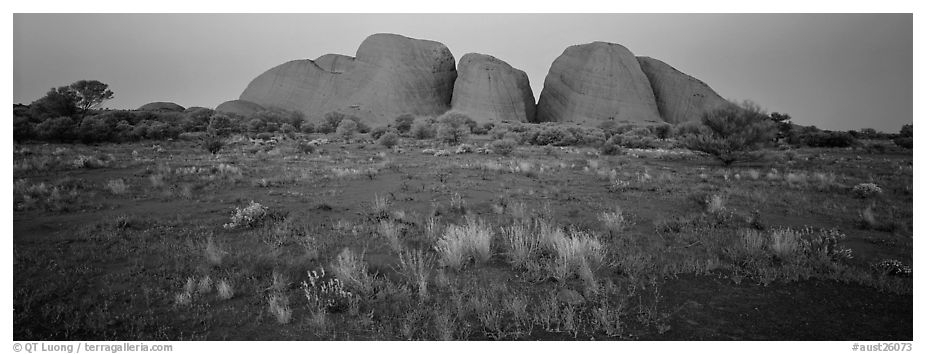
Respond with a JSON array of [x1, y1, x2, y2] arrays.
[[533, 125, 577, 146], [336, 119, 357, 140], [410, 121, 435, 140], [13, 116, 34, 142], [318, 112, 346, 133], [207, 113, 237, 136], [378, 132, 400, 148], [893, 137, 913, 149], [490, 139, 516, 156], [202, 135, 224, 154], [105, 179, 128, 195], [223, 201, 269, 229], [800, 131, 856, 148], [599, 138, 622, 155], [77, 116, 116, 143], [682, 103, 776, 165], [370, 126, 389, 140], [36, 116, 77, 141], [611, 134, 659, 149], [29, 86, 79, 120], [436, 111, 473, 145], [650, 124, 673, 139], [394, 114, 416, 134], [489, 124, 510, 140], [851, 183, 882, 198]]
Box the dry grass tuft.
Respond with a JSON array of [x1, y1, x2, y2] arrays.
[[267, 293, 292, 324], [330, 248, 374, 295], [502, 223, 539, 269], [435, 217, 494, 271], [396, 248, 434, 299], [217, 279, 234, 300]]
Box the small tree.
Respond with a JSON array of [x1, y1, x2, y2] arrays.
[[319, 112, 346, 133], [35, 116, 76, 142], [202, 134, 224, 154], [336, 119, 357, 140], [378, 132, 400, 148], [208, 113, 237, 136], [410, 121, 435, 140], [682, 102, 776, 165], [436, 111, 472, 145], [29, 86, 78, 120], [70, 80, 114, 120], [394, 114, 415, 134]]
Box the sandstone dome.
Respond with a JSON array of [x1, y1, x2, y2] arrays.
[[215, 99, 265, 116], [450, 53, 535, 124], [637, 56, 728, 124], [535, 42, 662, 125], [238, 33, 457, 127], [138, 102, 185, 112]]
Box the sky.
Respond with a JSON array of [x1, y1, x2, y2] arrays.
[[13, 13, 912, 132]]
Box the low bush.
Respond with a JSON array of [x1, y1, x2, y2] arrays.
[[436, 111, 473, 145], [682, 102, 776, 165], [378, 132, 400, 148], [410, 121, 435, 140], [490, 139, 516, 156]]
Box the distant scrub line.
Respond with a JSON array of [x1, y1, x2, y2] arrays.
[[13, 97, 912, 164]]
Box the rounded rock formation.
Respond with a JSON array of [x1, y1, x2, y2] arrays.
[[450, 53, 535, 124], [215, 99, 265, 116], [637, 57, 728, 124], [535, 42, 662, 125], [138, 102, 185, 112], [238, 33, 457, 127]]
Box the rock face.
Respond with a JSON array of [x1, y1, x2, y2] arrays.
[[138, 102, 185, 112], [450, 53, 535, 123], [238, 33, 457, 126], [535, 42, 662, 125], [216, 99, 265, 116], [637, 57, 728, 124]]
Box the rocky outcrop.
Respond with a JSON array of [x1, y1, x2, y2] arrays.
[[450, 53, 535, 123], [238, 33, 457, 126], [138, 102, 185, 112], [215, 99, 265, 116], [535, 42, 662, 125], [637, 57, 728, 124]]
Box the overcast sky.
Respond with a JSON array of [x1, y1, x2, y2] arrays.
[[13, 13, 912, 131]]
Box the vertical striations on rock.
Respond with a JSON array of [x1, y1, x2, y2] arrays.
[[637, 56, 728, 124], [450, 53, 535, 123], [535, 42, 662, 125]]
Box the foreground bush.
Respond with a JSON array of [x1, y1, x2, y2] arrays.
[[435, 217, 493, 271], [436, 111, 473, 145], [682, 102, 776, 165], [378, 132, 400, 148]]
